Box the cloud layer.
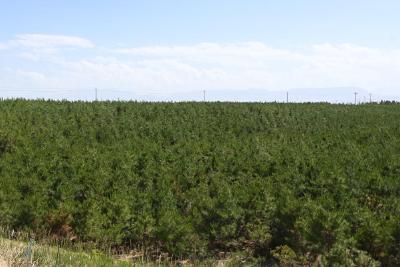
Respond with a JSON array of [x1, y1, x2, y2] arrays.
[[0, 34, 399, 101]]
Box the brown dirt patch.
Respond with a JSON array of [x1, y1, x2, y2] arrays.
[[0, 258, 8, 267]]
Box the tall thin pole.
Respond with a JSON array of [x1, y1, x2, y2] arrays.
[[286, 91, 289, 103], [95, 88, 98, 101], [369, 93, 372, 103], [354, 92, 358, 105], [203, 90, 206, 102]]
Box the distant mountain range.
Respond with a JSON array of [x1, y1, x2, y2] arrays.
[[3, 87, 399, 103], [126, 87, 397, 103]]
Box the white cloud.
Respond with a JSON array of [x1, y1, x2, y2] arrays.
[[114, 42, 306, 68], [0, 34, 94, 58], [13, 34, 94, 48], [115, 42, 298, 58], [16, 70, 47, 81], [0, 37, 400, 101], [0, 34, 95, 62]]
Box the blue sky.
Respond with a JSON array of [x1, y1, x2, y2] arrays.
[[0, 1, 399, 101]]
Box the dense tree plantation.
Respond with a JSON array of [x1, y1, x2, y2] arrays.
[[0, 100, 399, 266]]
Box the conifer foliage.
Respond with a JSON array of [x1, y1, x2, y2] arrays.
[[0, 100, 399, 265]]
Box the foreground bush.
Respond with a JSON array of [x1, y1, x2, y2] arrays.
[[0, 100, 399, 265]]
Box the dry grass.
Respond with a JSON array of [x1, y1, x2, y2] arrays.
[[0, 238, 250, 267], [0, 227, 255, 267], [0, 238, 136, 267]]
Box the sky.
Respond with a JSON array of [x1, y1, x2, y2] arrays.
[[0, 0, 399, 102]]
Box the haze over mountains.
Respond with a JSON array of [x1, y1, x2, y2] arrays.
[[3, 87, 391, 103]]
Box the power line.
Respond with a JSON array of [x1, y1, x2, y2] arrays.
[[0, 88, 79, 92]]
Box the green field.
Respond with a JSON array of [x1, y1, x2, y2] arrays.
[[0, 100, 399, 266]]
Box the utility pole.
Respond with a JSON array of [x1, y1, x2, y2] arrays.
[[95, 88, 98, 101], [369, 93, 372, 103], [286, 91, 289, 103], [354, 92, 358, 105], [203, 90, 206, 102]]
